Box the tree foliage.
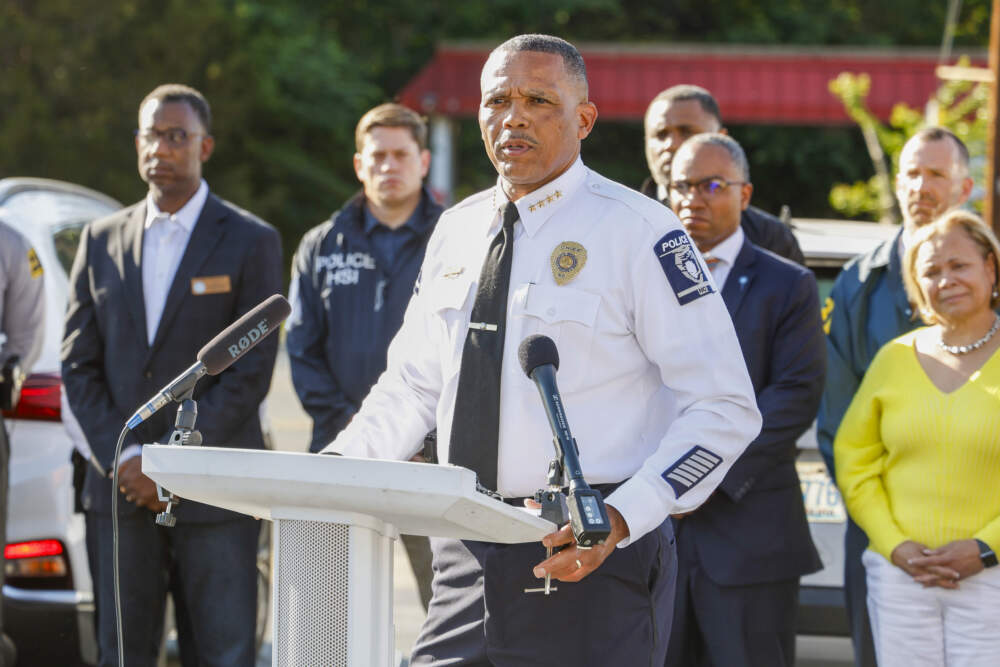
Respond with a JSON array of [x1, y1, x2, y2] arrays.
[[1, 0, 993, 271], [828, 58, 990, 221]]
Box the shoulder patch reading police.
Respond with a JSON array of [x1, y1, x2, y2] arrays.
[[654, 230, 714, 305], [661, 446, 722, 497]]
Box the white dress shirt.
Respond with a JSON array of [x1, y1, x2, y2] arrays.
[[142, 180, 207, 345], [327, 158, 761, 545], [703, 226, 745, 289], [124, 181, 207, 464]]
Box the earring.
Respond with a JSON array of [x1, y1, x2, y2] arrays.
[[993, 287, 999, 299]]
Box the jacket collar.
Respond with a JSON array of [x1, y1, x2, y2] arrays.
[[147, 192, 228, 354], [869, 227, 902, 270], [495, 157, 587, 239], [337, 186, 442, 239], [121, 204, 148, 345]]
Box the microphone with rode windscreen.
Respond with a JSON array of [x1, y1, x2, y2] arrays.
[[127, 294, 291, 429], [518, 334, 611, 548]]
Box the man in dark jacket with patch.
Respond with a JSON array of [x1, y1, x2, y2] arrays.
[[641, 84, 804, 265], [286, 103, 441, 608]]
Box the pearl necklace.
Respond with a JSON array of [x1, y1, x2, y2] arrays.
[[937, 314, 1000, 355]]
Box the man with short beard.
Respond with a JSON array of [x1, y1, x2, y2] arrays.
[[817, 126, 974, 667]]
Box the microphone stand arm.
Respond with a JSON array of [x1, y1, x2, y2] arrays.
[[155, 387, 202, 528]]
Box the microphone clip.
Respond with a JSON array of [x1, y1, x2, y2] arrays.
[[534, 457, 569, 526], [525, 458, 569, 596], [155, 394, 201, 528]]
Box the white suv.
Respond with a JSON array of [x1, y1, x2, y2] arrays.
[[1, 178, 120, 665]]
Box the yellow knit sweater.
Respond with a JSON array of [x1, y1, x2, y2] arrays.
[[835, 329, 1000, 560]]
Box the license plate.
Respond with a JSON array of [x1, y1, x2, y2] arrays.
[[797, 461, 846, 523]]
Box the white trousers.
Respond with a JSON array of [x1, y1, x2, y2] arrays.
[[863, 549, 1000, 666]]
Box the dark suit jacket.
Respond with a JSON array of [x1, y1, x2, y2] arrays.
[[639, 177, 805, 265], [62, 193, 282, 521], [681, 238, 824, 586]]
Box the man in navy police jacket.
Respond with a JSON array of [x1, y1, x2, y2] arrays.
[[286, 103, 442, 607]]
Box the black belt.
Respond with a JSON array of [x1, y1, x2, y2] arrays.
[[502, 481, 624, 507]]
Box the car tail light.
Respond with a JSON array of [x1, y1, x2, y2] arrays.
[[1, 372, 60, 421], [5, 540, 63, 560], [5, 539, 68, 581]]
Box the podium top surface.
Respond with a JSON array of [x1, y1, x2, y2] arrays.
[[143, 446, 555, 544]]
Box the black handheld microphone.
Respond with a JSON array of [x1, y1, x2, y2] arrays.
[[126, 294, 291, 429], [518, 334, 611, 547]]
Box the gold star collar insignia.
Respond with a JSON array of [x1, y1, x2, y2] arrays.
[[528, 190, 563, 213]]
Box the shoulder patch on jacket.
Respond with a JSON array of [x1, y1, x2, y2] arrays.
[[821, 296, 834, 335], [653, 230, 714, 305]]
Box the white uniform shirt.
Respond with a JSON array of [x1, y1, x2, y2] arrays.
[[142, 180, 207, 345], [327, 158, 761, 545], [703, 226, 745, 289]]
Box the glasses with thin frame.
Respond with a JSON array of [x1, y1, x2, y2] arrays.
[[670, 177, 746, 198], [134, 128, 203, 148]]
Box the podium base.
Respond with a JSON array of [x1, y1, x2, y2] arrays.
[[273, 518, 395, 666]]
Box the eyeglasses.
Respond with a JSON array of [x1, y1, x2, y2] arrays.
[[134, 128, 203, 148], [670, 177, 746, 198]]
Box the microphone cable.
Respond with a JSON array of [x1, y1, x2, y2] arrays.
[[110, 424, 130, 667]]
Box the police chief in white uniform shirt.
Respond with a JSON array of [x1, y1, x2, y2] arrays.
[[324, 35, 760, 666]]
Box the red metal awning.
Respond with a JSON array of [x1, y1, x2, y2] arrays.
[[399, 43, 987, 125]]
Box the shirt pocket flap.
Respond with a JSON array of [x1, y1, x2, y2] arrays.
[[523, 284, 600, 327], [429, 277, 473, 313]]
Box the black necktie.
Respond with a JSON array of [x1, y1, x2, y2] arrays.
[[448, 200, 519, 491]]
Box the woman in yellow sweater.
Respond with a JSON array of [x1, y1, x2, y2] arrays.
[[835, 210, 1000, 666]]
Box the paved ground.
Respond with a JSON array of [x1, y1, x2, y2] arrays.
[[237, 348, 852, 665]]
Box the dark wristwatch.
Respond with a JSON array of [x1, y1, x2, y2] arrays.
[[975, 539, 998, 568]]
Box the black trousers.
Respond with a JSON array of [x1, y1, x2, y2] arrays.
[[89, 511, 259, 667], [665, 519, 799, 667], [410, 520, 676, 667]]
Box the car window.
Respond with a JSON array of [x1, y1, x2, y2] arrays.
[[52, 224, 84, 275]]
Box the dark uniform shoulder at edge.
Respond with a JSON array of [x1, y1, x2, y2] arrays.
[[741, 205, 804, 264], [752, 241, 815, 281]]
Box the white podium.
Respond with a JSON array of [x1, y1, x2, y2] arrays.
[[142, 446, 555, 667]]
